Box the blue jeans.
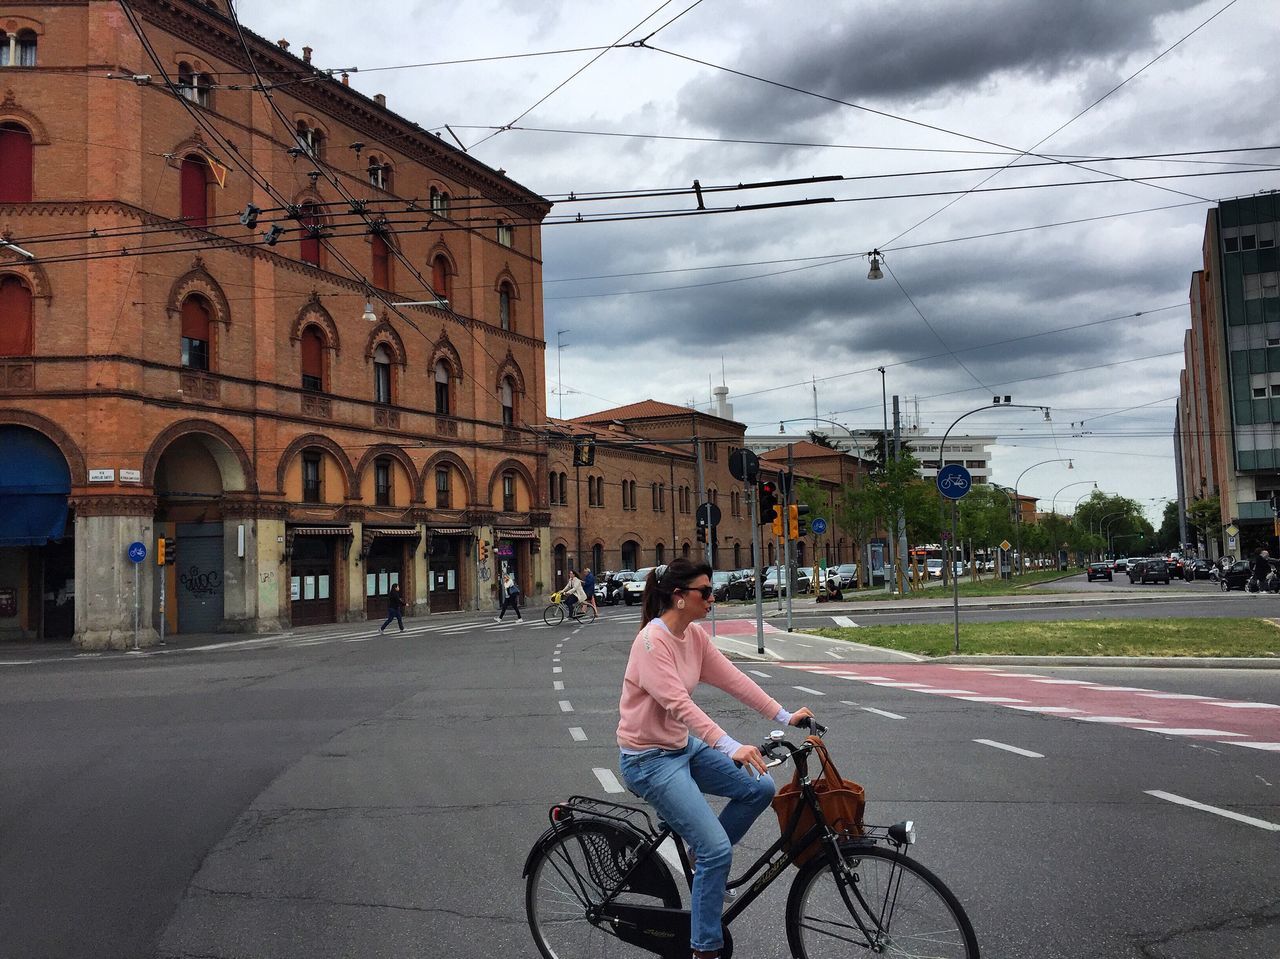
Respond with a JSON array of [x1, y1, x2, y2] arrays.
[[619, 738, 776, 952]]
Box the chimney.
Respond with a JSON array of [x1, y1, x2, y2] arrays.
[[712, 385, 733, 421], [277, 39, 289, 51], [302, 46, 312, 65], [341, 72, 349, 86], [374, 93, 386, 107]]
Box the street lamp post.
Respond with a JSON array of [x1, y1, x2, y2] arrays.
[[1012, 458, 1073, 575], [939, 400, 1050, 654], [1052, 480, 1097, 515]]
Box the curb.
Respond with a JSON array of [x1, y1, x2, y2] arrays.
[[928, 655, 1280, 669]]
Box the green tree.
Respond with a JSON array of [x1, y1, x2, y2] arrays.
[[1155, 500, 1180, 552], [806, 430, 837, 449], [1186, 495, 1221, 554]]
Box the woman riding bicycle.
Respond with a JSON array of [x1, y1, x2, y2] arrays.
[[616, 558, 812, 959]]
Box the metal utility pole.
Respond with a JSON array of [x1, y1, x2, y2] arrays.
[[693, 421, 711, 569], [880, 366, 894, 594], [555, 330, 569, 418], [893, 395, 908, 593], [784, 444, 794, 632], [749, 481, 765, 655], [951, 500, 961, 654]]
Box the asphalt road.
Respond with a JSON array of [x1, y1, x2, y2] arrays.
[[0, 607, 1276, 958]]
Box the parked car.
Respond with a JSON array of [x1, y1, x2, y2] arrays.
[[833, 563, 859, 588], [1086, 562, 1113, 582], [1218, 560, 1252, 591], [761, 566, 812, 598], [622, 567, 655, 605], [1183, 559, 1213, 581], [711, 570, 753, 602], [1128, 557, 1170, 584]]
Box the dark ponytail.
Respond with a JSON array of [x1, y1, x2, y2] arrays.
[[640, 558, 713, 627]]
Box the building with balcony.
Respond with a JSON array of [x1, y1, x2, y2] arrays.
[[0, 0, 551, 645]]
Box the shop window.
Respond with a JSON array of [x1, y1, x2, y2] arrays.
[[496, 220, 513, 247], [0, 30, 37, 67], [436, 467, 451, 508], [300, 326, 325, 391], [0, 275, 34, 356], [431, 255, 450, 302], [180, 155, 209, 226], [180, 294, 213, 370], [500, 376, 515, 425], [375, 458, 392, 506], [0, 123, 32, 202], [371, 232, 391, 289], [302, 453, 322, 503], [502, 472, 516, 512], [434, 360, 451, 415], [498, 283, 513, 331], [299, 202, 321, 266], [373, 344, 392, 404]]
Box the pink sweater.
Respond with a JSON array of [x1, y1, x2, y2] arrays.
[[616, 619, 783, 751]]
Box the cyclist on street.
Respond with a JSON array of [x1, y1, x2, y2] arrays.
[[616, 558, 812, 959], [1252, 549, 1272, 590]]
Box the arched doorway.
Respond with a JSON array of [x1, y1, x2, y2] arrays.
[[0, 426, 73, 640], [553, 544, 568, 589], [152, 430, 247, 634], [621, 540, 639, 570]]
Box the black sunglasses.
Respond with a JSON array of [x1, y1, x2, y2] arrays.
[[678, 585, 714, 600]]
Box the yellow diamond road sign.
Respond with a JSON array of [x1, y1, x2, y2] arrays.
[[999, 540, 1012, 551], [1225, 524, 1240, 538]]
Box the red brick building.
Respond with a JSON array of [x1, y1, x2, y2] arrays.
[[0, 0, 551, 646]]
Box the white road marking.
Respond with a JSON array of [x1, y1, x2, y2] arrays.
[[948, 665, 1003, 671], [793, 685, 826, 696], [974, 739, 1044, 759], [658, 837, 684, 873], [559, 700, 574, 713], [1074, 716, 1163, 724], [342, 637, 376, 644], [593, 768, 625, 794], [832, 616, 858, 627], [1207, 702, 1280, 709], [0, 661, 36, 666], [825, 649, 844, 659], [553, 666, 562, 674], [748, 670, 771, 678], [790, 642, 813, 648], [860, 706, 906, 720], [865, 681, 930, 688], [989, 672, 1049, 678], [569, 727, 587, 742], [1006, 705, 1083, 714], [1138, 692, 1217, 700], [1229, 742, 1280, 751], [834, 675, 899, 682], [1086, 686, 1155, 692], [1145, 790, 1280, 832], [1145, 728, 1247, 737], [916, 689, 978, 695], [957, 696, 1027, 703], [1030, 678, 1097, 685], [553, 681, 564, 691]]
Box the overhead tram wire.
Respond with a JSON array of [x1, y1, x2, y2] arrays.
[[882, 260, 990, 393], [880, 0, 1243, 249]]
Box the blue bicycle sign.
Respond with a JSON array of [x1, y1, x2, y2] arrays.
[[936, 464, 972, 500], [127, 541, 147, 564]]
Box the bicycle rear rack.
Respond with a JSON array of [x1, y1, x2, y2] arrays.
[[550, 795, 661, 840]]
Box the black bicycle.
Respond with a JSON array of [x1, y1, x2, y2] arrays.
[[524, 720, 978, 958]]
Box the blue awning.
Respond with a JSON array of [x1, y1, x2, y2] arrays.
[[0, 427, 71, 547]]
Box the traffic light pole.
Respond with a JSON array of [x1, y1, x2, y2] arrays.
[[784, 445, 794, 633], [749, 481, 765, 655]]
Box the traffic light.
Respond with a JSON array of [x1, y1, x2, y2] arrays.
[[771, 506, 784, 537], [573, 436, 596, 467], [165, 538, 177, 565], [759, 480, 778, 525], [156, 537, 165, 566], [696, 523, 707, 544], [479, 541, 489, 562], [792, 504, 811, 539]]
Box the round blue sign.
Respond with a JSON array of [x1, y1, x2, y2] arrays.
[[811, 517, 828, 534], [936, 464, 972, 500], [127, 541, 147, 564]]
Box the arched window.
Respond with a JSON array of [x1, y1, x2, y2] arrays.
[[430, 186, 450, 217], [435, 467, 452, 508], [374, 457, 393, 506], [655, 543, 665, 565], [500, 376, 515, 426], [496, 219, 513, 247], [498, 283, 512, 331], [629, 480, 637, 510], [177, 62, 194, 96], [734, 543, 741, 568], [434, 360, 451, 415], [549, 472, 558, 505], [683, 542, 691, 559], [0, 123, 32, 202], [300, 326, 325, 391], [180, 155, 209, 226], [295, 120, 322, 158], [371, 232, 391, 289], [1, 30, 37, 67], [592, 544, 603, 572], [373, 344, 392, 404], [0, 276, 33, 356], [299, 203, 321, 266], [558, 472, 567, 507], [302, 451, 322, 503], [502, 471, 516, 512], [430, 255, 450, 302], [368, 156, 390, 190], [180, 294, 213, 370]]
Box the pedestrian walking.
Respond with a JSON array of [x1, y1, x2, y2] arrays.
[[496, 573, 523, 621], [583, 567, 598, 614], [379, 583, 405, 633]]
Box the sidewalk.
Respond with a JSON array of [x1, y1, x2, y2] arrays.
[[749, 588, 1211, 617]]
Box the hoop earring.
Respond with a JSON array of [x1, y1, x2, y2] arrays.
[[676, 599, 686, 610]]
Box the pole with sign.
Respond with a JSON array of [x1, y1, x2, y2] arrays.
[[728, 448, 766, 655], [936, 464, 971, 654], [127, 541, 146, 651]]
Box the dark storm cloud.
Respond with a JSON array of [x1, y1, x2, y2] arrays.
[[676, 0, 1205, 135]]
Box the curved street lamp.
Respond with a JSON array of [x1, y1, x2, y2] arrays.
[[1011, 458, 1072, 575], [1052, 480, 1097, 515]]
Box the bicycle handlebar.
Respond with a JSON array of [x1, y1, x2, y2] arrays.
[[759, 716, 827, 769]]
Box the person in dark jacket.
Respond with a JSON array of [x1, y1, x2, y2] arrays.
[[496, 573, 523, 621], [379, 584, 405, 633], [583, 567, 598, 614], [1251, 550, 1272, 589]]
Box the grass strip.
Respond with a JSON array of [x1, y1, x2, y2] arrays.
[[804, 617, 1280, 658]]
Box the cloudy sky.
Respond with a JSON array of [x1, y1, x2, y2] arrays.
[[241, 0, 1279, 521]]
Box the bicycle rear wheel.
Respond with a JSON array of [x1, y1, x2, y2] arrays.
[[543, 604, 565, 626], [575, 605, 597, 625], [526, 820, 681, 959], [786, 843, 978, 958]]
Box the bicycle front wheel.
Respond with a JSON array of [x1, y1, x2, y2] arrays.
[[526, 820, 680, 959], [543, 604, 565, 626], [786, 843, 978, 959], [575, 605, 597, 625]]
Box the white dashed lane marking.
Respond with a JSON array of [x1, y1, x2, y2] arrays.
[[974, 739, 1044, 759], [593, 768, 625, 794], [860, 706, 906, 720], [553, 666, 562, 674], [748, 670, 771, 679], [793, 686, 826, 696], [1207, 702, 1280, 709], [569, 727, 588, 742], [559, 701, 574, 713], [553, 681, 564, 691], [832, 616, 857, 627], [1145, 790, 1280, 832]]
